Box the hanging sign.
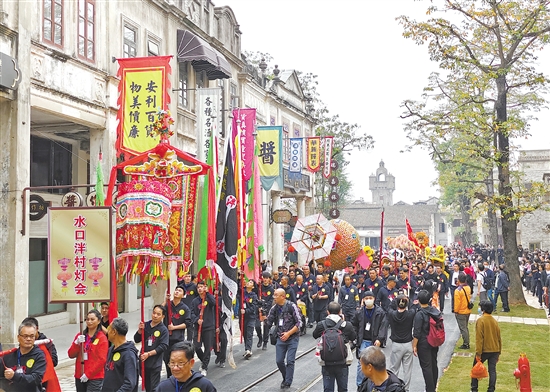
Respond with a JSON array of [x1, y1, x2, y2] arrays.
[[289, 138, 302, 179], [323, 136, 334, 179], [306, 137, 321, 172], [48, 207, 112, 303]]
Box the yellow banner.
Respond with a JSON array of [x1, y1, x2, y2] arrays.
[[122, 69, 163, 153], [307, 137, 321, 172], [48, 207, 112, 303], [256, 126, 282, 178]]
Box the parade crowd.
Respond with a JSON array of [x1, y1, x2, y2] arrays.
[[1, 244, 549, 392]]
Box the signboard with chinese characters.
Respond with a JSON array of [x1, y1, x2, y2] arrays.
[[196, 88, 222, 163], [115, 56, 172, 156], [48, 207, 112, 303], [256, 126, 283, 191]]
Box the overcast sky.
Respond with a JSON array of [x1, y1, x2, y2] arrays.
[[223, 0, 549, 204]]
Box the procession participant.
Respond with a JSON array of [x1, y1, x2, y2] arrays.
[[279, 275, 297, 303], [302, 265, 316, 327], [338, 274, 360, 321], [155, 342, 216, 392], [191, 281, 216, 376], [449, 263, 461, 312], [133, 305, 169, 392], [395, 268, 411, 298], [435, 265, 449, 312], [291, 274, 309, 335], [351, 291, 388, 388], [99, 302, 111, 335], [312, 302, 356, 392], [365, 269, 384, 298], [68, 309, 109, 392], [412, 290, 442, 392], [376, 276, 398, 313], [256, 271, 275, 350], [102, 318, 139, 392], [22, 317, 58, 367], [358, 347, 406, 392], [470, 301, 502, 392], [0, 321, 46, 392], [454, 273, 472, 350], [380, 265, 392, 284], [312, 274, 331, 323], [387, 296, 416, 391], [241, 279, 259, 359], [179, 272, 199, 341], [163, 286, 191, 377], [265, 288, 303, 389], [214, 288, 228, 367]]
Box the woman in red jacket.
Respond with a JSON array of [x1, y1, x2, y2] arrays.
[[68, 309, 109, 392]]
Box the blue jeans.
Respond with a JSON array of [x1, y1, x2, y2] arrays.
[[276, 336, 299, 385], [322, 365, 349, 392], [356, 340, 372, 386], [487, 288, 494, 306]]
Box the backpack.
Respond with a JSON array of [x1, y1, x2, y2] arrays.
[[482, 271, 494, 290], [319, 319, 347, 364], [427, 314, 445, 347]]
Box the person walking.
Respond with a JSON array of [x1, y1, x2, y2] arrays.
[[386, 295, 415, 391], [494, 264, 510, 312], [453, 273, 472, 349], [265, 288, 303, 389], [351, 291, 388, 388], [68, 309, 109, 392], [338, 274, 360, 322], [133, 305, 169, 392], [470, 301, 502, 392], [312, 302, 356, 392], [155, 341, 216, 392], [412, 290, 442, 392], [241, 279, 259, 359], [102, 318, 139, 392], [358, 346, 406, 392], [163, 286, 192, 377], [191, 281, 216, 376]]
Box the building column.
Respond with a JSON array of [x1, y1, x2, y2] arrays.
[[271, 191, 283, 269], [0, 0, 32, 348]]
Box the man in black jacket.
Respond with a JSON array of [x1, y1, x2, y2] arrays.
[[163, 286, 192, 377], [241, 279, 259, 359], [256, 271, 275, 350], [376, 276, 398, 313], [387, 295, 416, 391], [351, 290, 388, 388], [133, 305, 169, 392], [412, 290, 442, 392], [0, 321, 46, 392], [22, 317, 58, 367], [338, 274, 360, 322], [191, 281, 216, 376], [358, 346, 406, 392], [313, 302, 356, 392], [179, 272, 199, 341], [102, 317, 139, 392]]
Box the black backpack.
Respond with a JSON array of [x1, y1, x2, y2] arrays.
[[320, 319, 347, 364], [482, 271, 494, 290]]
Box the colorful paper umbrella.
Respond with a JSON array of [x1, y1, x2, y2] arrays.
[[290, 214, 338, 262]]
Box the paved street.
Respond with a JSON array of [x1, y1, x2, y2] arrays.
[[50, 297, 462, 392]]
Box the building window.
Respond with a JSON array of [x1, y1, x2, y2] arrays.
[[147, 39, 160, 56], [78, 0, 95, 61], [29, 238, 66, 316], [30, 136, 72, 194], [439, 223, 446, 233], [178, 62, 188, 108], [529, 242, 541, 251], [230, 83, 239, 109], [123, 24, 137, 58], [43, 0, 63, 47]]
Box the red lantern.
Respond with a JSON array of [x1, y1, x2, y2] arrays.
[[335, 233, 342, 241], [324, 259, 332, 267], [288, 245, 296, 253]]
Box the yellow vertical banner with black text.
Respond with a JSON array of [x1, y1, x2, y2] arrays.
[[256, 126, 283, 191], [116, 56, 172, 156]]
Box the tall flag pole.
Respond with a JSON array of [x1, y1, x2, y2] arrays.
[[197, 134, 215, 271], [215, 142, 238, 368], [379, 208, 385, 275]]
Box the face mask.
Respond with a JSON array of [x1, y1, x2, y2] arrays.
[[364, 299, 375, 308]]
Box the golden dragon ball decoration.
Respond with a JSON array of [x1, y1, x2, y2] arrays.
[[322, 219, 361, 271]]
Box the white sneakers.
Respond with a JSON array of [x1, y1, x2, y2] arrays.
[[244, 350, 252, 359], [200, 368, 207, 376]]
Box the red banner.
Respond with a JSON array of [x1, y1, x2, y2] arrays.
[[115, 56, 172, 157], [306, 137, 321, 172], [232, 108, 256, 181]]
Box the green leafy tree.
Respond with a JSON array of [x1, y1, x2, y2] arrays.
[[399, 0, 550, 304]]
